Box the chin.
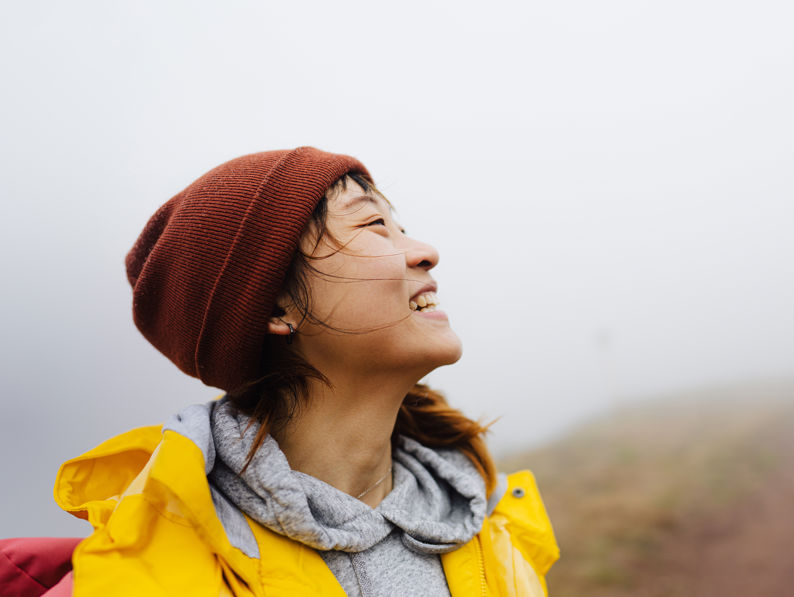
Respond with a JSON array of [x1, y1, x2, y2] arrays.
[[424, 337, 464, 370], [443, 339, 464, 365]]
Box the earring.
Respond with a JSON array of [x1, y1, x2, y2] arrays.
[[286, 323, 296, 345]]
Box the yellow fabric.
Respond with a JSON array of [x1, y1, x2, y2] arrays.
[[55, 426, 559, 596]]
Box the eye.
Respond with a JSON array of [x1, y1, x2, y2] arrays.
[[365, 218, 386, 227]]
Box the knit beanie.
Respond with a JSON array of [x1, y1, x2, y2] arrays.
[[125, 147, 370, 392]]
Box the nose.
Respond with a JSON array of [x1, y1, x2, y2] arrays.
[[403, 236, 439, 270]]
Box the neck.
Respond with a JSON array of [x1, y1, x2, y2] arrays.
[[272, 372, 418, 508]]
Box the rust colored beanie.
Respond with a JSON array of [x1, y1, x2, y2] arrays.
[[125, 147, 370, 392]]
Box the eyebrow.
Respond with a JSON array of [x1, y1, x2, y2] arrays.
[[339, 193, 380, 211]]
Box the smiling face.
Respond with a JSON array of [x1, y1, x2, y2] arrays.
[[283, 177, 462, 381]]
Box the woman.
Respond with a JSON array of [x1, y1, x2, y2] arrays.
[[51, 148, 558, 596]]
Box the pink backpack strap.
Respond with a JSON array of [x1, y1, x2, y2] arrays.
[[42, 571, 73, 596], [0, 537, 81, 597]]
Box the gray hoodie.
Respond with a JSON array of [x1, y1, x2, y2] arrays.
[[164, 399, 492, 596]]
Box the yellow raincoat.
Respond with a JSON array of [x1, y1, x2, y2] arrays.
[[55, 425, 559, 596]]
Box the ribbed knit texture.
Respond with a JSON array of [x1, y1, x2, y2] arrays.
[[125, 147, 369, 391]]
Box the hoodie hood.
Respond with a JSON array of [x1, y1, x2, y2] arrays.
[[208, 399, 487, 554]]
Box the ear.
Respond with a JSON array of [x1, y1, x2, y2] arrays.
[[266, 317, 293, 336]]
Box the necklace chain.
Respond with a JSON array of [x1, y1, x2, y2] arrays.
[[356, 465, 393, 499]]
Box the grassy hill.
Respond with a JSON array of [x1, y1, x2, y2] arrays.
[[499, 380, 794, 597]]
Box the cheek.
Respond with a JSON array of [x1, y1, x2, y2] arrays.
[[309, 254, 407, 327]]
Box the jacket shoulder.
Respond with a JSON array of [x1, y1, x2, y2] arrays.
[[52, 426, 245, 596], [53, 425, 163, 521], [491, 470, 560, 576]]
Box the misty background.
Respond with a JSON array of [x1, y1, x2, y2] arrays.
[[1, 1, 792, 538]]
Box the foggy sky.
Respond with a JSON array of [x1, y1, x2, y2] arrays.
[[2, 0, 793, 537]]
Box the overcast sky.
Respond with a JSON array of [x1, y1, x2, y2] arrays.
[[2, 0, 793, 537]]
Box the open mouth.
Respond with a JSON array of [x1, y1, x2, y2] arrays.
[[409, 291, 439, 313]]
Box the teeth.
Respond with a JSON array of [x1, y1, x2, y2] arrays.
[[410, 291, 439, 311]]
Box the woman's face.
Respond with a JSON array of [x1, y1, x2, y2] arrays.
[[288, 179, 462, 380]]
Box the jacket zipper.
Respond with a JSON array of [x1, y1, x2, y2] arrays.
[[473, 537, 488, 597]]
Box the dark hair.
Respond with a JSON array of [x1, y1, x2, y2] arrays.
[[226, 173, 497, 493]]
